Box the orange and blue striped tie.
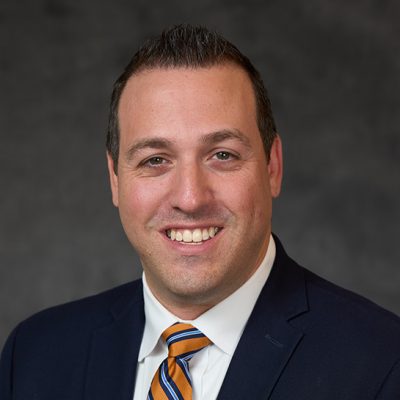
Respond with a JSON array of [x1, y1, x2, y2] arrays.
[[148, 323, 212, 400]]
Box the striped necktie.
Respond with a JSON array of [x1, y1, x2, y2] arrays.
[[148, 322, 212, 400]]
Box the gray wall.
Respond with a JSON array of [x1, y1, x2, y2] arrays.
[[1, 0, 399, 348]]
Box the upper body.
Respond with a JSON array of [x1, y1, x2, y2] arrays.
[[1, 25, 400, 399], [1, 236, 400, 399]]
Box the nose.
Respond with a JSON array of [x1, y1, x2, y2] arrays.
[[169, 161, 213, 215]]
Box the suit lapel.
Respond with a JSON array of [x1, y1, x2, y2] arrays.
[[217, 237, 309, 399], [84, 282, 145, 400]]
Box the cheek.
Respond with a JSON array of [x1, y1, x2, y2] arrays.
[[118, 180, 162, 225], [222, 176, 269, 210], [119, 183, 154, 222]]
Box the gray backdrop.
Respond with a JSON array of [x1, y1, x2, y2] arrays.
[[1, 0, 399, 348]]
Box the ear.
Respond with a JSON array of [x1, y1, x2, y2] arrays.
[[267, 135, 283, 198], [106, 152, 119, 207]]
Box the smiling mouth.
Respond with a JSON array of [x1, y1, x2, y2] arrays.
[[166, 227, 221, 244]]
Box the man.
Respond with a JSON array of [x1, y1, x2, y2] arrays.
[[1, 25, 400, 400]]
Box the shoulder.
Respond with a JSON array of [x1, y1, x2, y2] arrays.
[[272, 236, 400, 372], [303, 266, 400, 337], [273, 235, 400, 338], [6, 279, 143, 353], [0, 280, 144, 398], [269, 240, 400, 396], [290, 262, 400, 379]]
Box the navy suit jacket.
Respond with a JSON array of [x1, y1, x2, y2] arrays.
[[1, 237, 400, 399]]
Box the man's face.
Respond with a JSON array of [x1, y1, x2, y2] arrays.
[[108, 64, 282, 317]]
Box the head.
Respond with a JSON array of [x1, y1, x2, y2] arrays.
[[106, 25, 283, 319], [106, 24, 277, 172]]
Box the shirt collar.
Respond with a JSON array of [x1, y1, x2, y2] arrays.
[[138, 235, 276, 361]]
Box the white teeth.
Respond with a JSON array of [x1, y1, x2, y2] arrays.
[[192, 229, 202, 242], [175, 231, 183, 241], [166, 227, 220, 243], [183, 230, 192, 243]]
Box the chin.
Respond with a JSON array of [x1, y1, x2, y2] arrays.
[[170, 276, 226, 302]]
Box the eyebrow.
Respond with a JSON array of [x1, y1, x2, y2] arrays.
[[125, 138, 174, 161], [125, 129, 251, 161], [201, 129, 251, 148]]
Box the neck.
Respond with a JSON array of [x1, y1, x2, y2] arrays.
[[148, 286, 217, 320], [162, 302, 212, 321]]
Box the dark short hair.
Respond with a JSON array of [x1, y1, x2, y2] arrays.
[[106, 24, 277, 172]]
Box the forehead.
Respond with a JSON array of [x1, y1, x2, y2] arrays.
[[118, 65, 259, 145]]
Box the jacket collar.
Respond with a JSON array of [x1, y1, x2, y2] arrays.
[[217, 235, 309, 399]]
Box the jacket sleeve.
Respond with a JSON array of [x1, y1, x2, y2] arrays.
[[375, 358, 400, 399], [0, 327, 18, 400]]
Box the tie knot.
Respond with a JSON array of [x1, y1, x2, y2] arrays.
[[162, 323, 212, 359]]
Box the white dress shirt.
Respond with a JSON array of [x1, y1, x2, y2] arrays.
[[133, 235, 276, 400]]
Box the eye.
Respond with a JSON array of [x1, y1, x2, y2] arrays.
[[141, 156, 167, 167], [147, 156, 164, 165], [214, 151, 236, 161]]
